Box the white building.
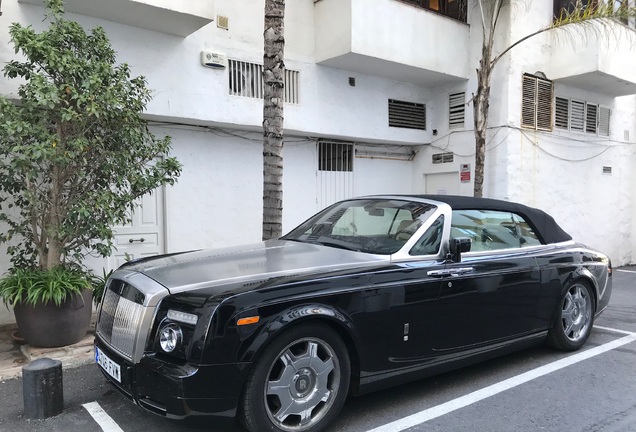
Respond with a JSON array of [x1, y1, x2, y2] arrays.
[[0, 0, 634, 324]]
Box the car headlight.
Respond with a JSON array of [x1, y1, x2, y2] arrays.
[[159, 323, 183, 353]]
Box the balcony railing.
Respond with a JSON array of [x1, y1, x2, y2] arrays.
[[398, 0, 467, 23]]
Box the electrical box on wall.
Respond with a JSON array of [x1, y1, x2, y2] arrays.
[[200, 51, 227, 69]]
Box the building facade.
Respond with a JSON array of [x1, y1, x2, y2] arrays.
[[0, 0, 634, 324]]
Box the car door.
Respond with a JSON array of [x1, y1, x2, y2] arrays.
[[381, 215, 447, 364], [430, 209, 543, 351]]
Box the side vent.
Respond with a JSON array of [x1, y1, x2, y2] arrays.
[[389, 99, 426, 130], [217, 15, 229, 30]]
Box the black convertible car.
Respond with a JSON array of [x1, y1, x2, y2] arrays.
[[94, 195, 612, 432]]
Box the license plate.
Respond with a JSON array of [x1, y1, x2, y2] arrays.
[[95, 346, 121, 383]]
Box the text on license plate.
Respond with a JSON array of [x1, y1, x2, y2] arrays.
[[95, 346, 121, 383]]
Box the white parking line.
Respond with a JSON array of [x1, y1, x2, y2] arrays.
[[82, 402, 125, 432], [593, 325, 636, 336], [616, 269, 636, 273], [365, 332, 636, 432]]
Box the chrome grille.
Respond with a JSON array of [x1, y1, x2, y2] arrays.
[[97, 285, 145, 361]]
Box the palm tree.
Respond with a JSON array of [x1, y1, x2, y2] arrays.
[[262, 0, 286, 239], [472, 1, 636, 197]]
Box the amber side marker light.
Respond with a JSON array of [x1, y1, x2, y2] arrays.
[[237, 316, 260, 326]]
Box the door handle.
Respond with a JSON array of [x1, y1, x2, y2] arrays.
[[129, 237, 146, 243], [427, 267, 474, 278]]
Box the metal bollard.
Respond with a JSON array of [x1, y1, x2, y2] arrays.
[[22, 358, 64, 419]]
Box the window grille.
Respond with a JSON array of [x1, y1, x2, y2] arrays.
[[318, 141, 354, 172], [388, 99, 426, 130], [521, 74, 553, 131], [449, 92, 466, 129], [228, 59, 299, 103]]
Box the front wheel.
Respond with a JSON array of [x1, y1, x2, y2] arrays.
[[240, 324, 351, 432], [547, 280, 595, 351]]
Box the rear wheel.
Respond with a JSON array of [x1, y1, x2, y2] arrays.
[[547, 281, 595, 351], [240, 324, 351, 432]]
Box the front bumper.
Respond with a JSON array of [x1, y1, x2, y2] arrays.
[[94, 338, 250, 419]]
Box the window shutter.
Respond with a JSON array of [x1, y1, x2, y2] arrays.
[[585, 103, 598, 134], [521, 75, 537, 129], [570, 100, 585, 132], [555, 97, 569, 130], [537, 79, 553, 131], [449, 92, 465, 129], [521, 74, 553, 130], [598, 106, 610, 137]]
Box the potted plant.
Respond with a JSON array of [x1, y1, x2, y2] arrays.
[[0, 0, 181, 347]]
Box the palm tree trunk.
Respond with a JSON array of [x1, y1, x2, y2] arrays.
[[262, 0, 285, 240]]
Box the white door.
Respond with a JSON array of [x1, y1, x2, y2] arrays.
[[108, 188, 165, 271], [425, 172, 459, 195]]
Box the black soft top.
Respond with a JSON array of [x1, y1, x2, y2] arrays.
[[414, 195, 573, 244]]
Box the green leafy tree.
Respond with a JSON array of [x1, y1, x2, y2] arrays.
[[0, 0, 182, 271], [472, 1, 636, 197]]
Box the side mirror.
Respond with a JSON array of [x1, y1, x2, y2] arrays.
[[448, 237, 471, 262]]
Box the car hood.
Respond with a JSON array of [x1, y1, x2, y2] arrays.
[[121, 239, 389, 293]]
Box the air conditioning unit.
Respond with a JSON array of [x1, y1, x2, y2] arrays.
[[200, 51, 227, 69]]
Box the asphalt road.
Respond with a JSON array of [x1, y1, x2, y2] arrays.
[[1, 268, 635, 432]]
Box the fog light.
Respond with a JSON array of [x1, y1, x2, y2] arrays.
[[159, 324, 182, 353]]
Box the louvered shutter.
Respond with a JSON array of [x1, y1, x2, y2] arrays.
[[555, 97, 569, 130], [521, 75, 537, 129], [585, 103, 598, 134], [598, 106, 610, 137], [570, 100, 585, 132], [537, 79, 553, 131], [449, 92, 465, 129]]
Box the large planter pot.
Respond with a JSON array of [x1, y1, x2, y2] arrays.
[[13, 289, 93, 348]]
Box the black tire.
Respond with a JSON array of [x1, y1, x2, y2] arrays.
[[240, 323, 351, 432], [547, 280, 595, 351]]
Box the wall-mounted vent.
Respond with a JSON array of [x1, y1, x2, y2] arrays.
[[432, 152, 454, 164], [228, 60, 299, 103], [388, 99, 426, 130], [602, 166, 612, 175], [555, 97, 569, 130], [449, 92, 465, 129], [217, 15, 229, 30]]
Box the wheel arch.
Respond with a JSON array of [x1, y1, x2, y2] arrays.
[[238, 304, 362, 394]]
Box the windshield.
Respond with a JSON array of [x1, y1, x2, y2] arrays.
[[283, 198, 437, 254]]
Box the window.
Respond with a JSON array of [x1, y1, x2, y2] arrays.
[[553, 0, 598, 19], [389, 99, 426, 130], [449, 92, 466, 129], [555, 96, 610, 136], [400, 0, 467, 22], [228, 59, 300, 103], [319, 141, 353, 172], [284, 199, 438, 255], [432, 152, 454, 164], [521, 74, 553, 131], [450, 210, 542, 252], [410, 215, 444, 256]]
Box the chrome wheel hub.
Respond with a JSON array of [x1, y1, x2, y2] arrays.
[[265, 338, 340, 431], [561, 284, 592, 342]]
